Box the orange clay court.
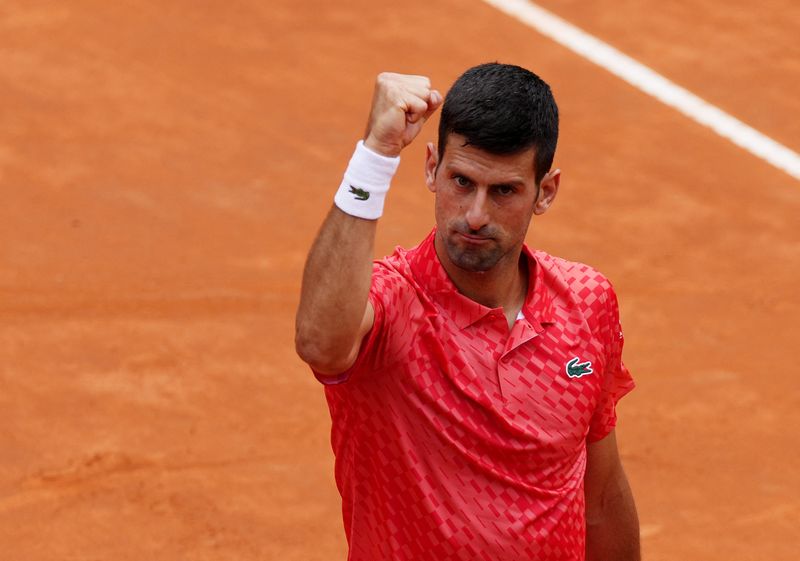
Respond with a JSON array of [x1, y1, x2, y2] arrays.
[[1, 1, 799, 559]]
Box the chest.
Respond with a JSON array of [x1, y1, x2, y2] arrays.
[[397, 308, 606, 453]]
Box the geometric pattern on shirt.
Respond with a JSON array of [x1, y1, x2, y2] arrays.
[[314, 229, 635, 561]]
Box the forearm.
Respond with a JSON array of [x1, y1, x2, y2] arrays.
[[295, 72, 441, 373], [585, 471, 640, 561], [295, 205, 376, 372]]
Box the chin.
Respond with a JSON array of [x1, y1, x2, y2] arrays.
[[446, 242, 503, 272]]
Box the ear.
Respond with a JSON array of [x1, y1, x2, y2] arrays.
[[533, 168, 561, 215], [424, 142, 438, 192]]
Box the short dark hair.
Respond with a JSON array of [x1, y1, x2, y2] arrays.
[[438, 62, 559, 184]]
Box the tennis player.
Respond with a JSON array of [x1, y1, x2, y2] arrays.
[[296, 63, 640, 561]]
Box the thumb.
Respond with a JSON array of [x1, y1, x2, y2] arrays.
[[404, 94, 432, 124], [421, 90, 443, 122]]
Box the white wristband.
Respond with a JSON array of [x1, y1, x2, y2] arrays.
[[334, 140, 400, 220]]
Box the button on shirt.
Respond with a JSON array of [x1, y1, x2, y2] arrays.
[[314, 229, 635, 561]]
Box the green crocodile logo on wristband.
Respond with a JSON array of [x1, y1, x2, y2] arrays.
[[349, 185, 370, 201]]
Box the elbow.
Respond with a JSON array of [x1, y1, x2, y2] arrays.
[[294, 327, 322, 366], [295, 325, 354, 375]]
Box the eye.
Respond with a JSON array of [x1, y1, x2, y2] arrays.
[[453, 175, 471, 187], [495, 184, 515, 196]]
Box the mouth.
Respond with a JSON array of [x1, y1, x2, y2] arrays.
[[456, 231, 492, 245]]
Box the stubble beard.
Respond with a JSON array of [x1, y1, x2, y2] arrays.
[[444, 230, 507, 272]]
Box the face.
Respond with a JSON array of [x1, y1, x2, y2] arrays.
[[425, 134, 560, 273]]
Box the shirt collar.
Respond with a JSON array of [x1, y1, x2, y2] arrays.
[[407, 229, 555, 330]]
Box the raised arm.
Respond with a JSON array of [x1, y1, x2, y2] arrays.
[[294, 73, 442, 375]]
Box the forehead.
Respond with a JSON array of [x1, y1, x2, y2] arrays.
[[440, 134, 537, 183]]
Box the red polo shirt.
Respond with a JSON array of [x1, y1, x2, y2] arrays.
[[315, 229, 634, 561]]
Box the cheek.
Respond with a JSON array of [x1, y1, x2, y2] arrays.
[[434, 199, 453, 231], [496, 202, 535, 234], [434, 186, 459, 217]]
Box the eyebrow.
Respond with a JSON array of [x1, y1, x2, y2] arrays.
[[490, 179, 525, 189], [446, 165, 527, 188]]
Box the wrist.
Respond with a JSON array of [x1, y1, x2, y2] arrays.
[[334, 140, 401, 220], [363, 134, 402, 158]]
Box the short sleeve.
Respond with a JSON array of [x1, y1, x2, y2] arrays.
[[312, 259, 401, 385], [586, 283, 635, 442]]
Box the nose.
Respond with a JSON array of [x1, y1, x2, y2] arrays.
[[464, 189, 490, 231]]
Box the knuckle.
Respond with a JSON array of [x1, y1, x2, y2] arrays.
[[377, 71, 400, 82], [375, 72, 392, 87]]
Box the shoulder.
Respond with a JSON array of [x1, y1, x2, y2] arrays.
[[532, 249, 616, 301], [369, 244, 427, 315], [532, 249, 624, 350], [371, 245, 413, 288], [533, 248, 625, 336]]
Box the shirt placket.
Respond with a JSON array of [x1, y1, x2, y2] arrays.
[[496, 316, 545, 399]]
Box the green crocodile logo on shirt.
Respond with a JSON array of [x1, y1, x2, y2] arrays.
[[566, 357, 593, 378], [349, 185, 370, 201]]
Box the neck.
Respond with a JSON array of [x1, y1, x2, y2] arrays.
[[434, 234, 528, 312]]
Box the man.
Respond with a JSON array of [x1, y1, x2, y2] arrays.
[[295, 63, 640, 561]]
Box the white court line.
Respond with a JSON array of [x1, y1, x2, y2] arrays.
[[481, 0, 800, 181]]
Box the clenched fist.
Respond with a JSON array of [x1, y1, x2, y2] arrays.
[[363, 73, 442, 157]]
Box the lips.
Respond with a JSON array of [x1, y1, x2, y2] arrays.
[[457, 232, 491, 244]]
